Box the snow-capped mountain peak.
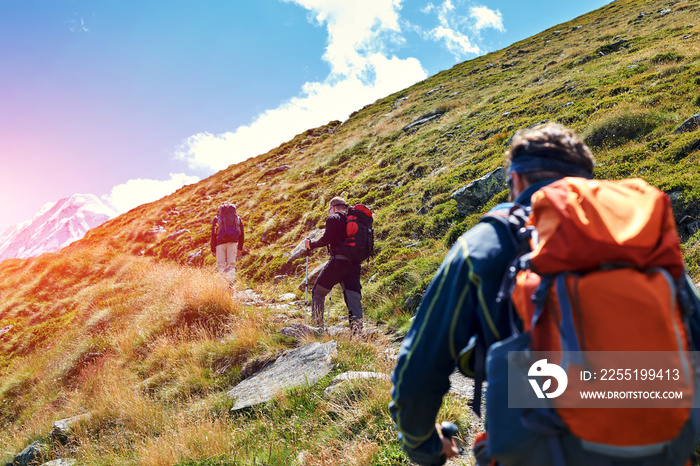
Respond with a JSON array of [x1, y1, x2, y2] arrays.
[[0, 194, 117, 261]]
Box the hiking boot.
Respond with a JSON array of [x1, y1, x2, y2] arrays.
[[311, 307, 324, 328], [350, 319, 363, 340], [311, 298, 325, 328]]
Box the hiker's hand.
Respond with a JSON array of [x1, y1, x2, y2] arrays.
[[436, 423, 459, 459], [305, 238, 311, 250]]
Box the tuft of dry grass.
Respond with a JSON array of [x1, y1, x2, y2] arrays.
[[0, 247, 271, 463]]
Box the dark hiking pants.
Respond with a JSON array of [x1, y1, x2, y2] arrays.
[[311, 257, 362, 334]]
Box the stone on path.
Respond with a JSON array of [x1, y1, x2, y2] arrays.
[[227, 340, 337, 411]]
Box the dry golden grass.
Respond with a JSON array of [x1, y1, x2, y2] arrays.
[[0, 247, 270, 462]]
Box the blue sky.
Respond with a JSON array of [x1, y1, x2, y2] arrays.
[[0, 0, 611, 233]]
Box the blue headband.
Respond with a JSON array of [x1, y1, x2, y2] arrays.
[[508, 152, 592, 179]]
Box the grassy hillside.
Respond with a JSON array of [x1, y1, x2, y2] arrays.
[[2, 0, 700, 463]]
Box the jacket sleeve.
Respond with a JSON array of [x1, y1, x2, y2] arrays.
[[310, 214, 341, 249], [389, 220, 514, 465], [210, 218, 217, 254], [684, 275, 700, 347]]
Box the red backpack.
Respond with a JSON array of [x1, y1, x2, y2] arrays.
[[343, 204, 374, 263], [481, 178, 700, 465]]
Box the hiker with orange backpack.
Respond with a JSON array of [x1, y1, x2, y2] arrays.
[[211, 202, 245, 288], [389, 122, 700, 465], [305, 196, 373, 338]]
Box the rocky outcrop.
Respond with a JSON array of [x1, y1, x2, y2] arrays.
[[279, 322, 324, 339], [287, 229, 325, 263], [451, 167, 507, 215], [166, 229, 190, 241], [5, 413, 91, 466], [674, 114, 700, 134], [298, 262, 326, 292], [8, 441, 45, 466], [263, 165, 291, 177], [227, 341, 337, 411], [403, 111, 444, 132]]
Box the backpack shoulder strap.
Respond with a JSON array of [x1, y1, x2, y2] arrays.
[[680, 275, 700, 350], [479, 202, 531, 252], [461, 204, 533, 418]]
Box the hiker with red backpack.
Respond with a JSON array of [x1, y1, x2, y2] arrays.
[[305, 196, 373, 338], [389, 122, 700, 465], [211, 202, 245, 288]]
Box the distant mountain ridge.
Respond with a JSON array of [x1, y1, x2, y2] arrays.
[[0, 194, 116, 261]]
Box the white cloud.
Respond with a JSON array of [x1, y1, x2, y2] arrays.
[[470, 6, 505, 33], [103, 173, 200, 214], [421, 0, 504, 59], [421, 3, 436, 14], [177, 0, 428, 172], [430, 25, 480, 57], [292, 0, 404, 75]]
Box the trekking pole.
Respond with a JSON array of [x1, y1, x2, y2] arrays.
[[305, 248, 309, 325], [440, 421, 463, 456], [440, 421, 459, 439]]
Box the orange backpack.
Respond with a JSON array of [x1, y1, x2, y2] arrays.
[[482, 178, 700, 466]]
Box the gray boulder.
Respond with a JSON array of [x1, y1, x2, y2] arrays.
[[6, 413, 92, 466], [688, 221, 700, 236], [263, 165, 291, 176], [451, 167, 507, 215], [674, 114, 700, 134], [166, 229, 189, 241], [403, 112, 444, 132], [227, 341, 337, 411], [287, 229, 325, 263], [10, 441, 45, 466], [298, 261, 327, 292], [52, 412, 93, 441]]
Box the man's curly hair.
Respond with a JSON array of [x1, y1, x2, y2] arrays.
[[505, 122, 595, 183]]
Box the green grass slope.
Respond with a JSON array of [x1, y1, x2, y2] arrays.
[[1, 0, 700, 463], [79, 0, 700, 290]]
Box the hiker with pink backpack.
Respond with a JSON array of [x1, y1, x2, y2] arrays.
[[211, 202, 245, 288], [390, 122, 700, 465]]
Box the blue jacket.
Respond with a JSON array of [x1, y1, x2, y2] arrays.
[[389, 181, 552, 465]]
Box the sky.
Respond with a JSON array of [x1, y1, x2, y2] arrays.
[[0, 0, 612, 234]]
